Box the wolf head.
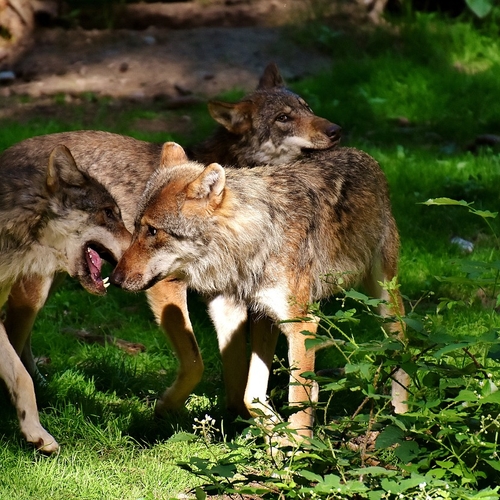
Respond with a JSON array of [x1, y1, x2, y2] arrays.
[[44, 145, 131, 295], [111, 142, 221, 292], [202, 62, 342, 166]]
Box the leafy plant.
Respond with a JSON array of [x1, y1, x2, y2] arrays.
[[178, 199, 500, 499]]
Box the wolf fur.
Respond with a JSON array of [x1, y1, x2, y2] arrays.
[[0, 145, 131, 452], [1, 63, 343, 439], [111, 142, 408, 440]]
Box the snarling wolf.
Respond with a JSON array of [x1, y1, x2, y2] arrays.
[[0, 145, 130, 452], [0, 63, 342, 449], [111, 142, 408, 442]]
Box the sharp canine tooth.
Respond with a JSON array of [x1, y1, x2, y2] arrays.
[[104, 282, 110, 288], [103, 277, 109, 283]]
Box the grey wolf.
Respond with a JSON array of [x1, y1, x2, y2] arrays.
[[193, 62, 341, 167], [111, 142, 408, 441], [1, 62, 342, 445], [0, 145, 131, 452]]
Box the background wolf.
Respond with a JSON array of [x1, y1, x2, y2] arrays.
[[0, 63, 341, 444], [0, 145, 130, 452], [111, 142, 408, 440]]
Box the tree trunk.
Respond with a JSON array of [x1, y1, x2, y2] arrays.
[[0, 0, 34, 69]]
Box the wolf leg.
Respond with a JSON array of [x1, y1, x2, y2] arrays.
[[282, 317, 318, 439], [208, 295, 250, 416], [5, 275, 55, 383], [364, 257, 409, 414], [243, 316, 280, 426], [0, 321, 59, 452], [146, 278, 204, 415]]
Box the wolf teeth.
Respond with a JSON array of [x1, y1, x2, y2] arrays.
[[104, 281, 110, 288], [87, 247, 97, 265], [103, 277, 109, 283]]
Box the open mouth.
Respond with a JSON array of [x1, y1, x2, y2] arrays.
[[83, 242, 117, 294]]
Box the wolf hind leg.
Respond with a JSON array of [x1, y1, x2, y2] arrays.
[[208, 295, 251, 416], [243, 315, 280, 429], [363, 256, 409, 414], [146, 278, 204, 415], [281, 314, 318, 440], [0, 321, 59, 452]]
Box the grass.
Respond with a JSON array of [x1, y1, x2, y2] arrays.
[[1, 10, 500, 499]]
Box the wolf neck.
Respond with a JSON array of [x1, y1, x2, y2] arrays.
[[0, 230, 66, 287], [184, 171, 283, 299]]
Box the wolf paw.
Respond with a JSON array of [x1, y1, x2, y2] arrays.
[[23, 426, 59, 454]]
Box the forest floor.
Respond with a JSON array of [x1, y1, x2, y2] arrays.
[[0, 0, 366, 116]]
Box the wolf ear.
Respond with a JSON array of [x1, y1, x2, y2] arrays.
[[46, 145, 87, 194], [208, 100, 253, 135], [160, 141, 189, 168], [257, 62, 285, 90], [186, 163, 225, 210]]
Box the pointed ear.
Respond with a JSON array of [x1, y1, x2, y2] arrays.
[[160, 141, 189, 168], [207, 100, 253, 135], [186, 163, 225, 210], [257, 62, 285, 90], [46, 145, 86, 194]]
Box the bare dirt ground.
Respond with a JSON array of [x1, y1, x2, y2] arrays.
[[0, 1, 352, 108]]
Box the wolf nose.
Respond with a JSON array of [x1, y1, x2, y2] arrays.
[[110, 268, 124, 287], [326, 123, 342, 140]]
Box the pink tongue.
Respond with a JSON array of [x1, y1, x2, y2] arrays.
[[86, 247, 102, 281]]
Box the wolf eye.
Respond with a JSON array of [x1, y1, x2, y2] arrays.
[[276, 113, 290, 123], [104, 207, 117, 220], [146, 225, 157, 237]]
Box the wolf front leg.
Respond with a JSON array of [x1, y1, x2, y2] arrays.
[[0, 321, 59, 452], [146, 278, 204, 415], [5, 274, 57, 383]]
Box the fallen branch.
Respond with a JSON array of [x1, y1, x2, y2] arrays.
[[62, 328, 146, 355]]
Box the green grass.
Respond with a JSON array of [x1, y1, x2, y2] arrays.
[[1, 11, 500, 499]]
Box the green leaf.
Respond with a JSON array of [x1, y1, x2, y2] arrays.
[[403, 316, 425, 333], [394, 440, 420, 463], [195, 487, 207, 500], [299, 470, 323, 483], [454, 389, 479, 402], [344, 288, 383, 307], [421, 197, 471, 207], [375, 425, 404, 449], [349, 466, 398, 477], [168, 432, 196, 443], [305, 337, 328, 350], [485, 460, 500, 472], [433, 342, 469, 358], [466, 0, 493, 17], [480, 391, 500, 404], [435, 460, 454, 469], [210, 464, 236, 478], [474, 209, 498, 218]]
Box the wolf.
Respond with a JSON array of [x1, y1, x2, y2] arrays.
[[1, 63, 342, 440], [111, 142, 408, 441], [0, 145, 131, 452]]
